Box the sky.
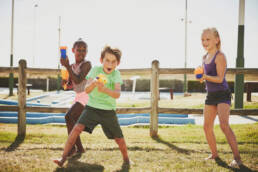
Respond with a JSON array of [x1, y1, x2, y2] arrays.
[[0, 0, 257, 69]]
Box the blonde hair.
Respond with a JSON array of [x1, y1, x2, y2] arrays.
[[202, 28, 221, 50]]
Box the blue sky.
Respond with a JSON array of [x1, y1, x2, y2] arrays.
[[0, 0, 257, 69]]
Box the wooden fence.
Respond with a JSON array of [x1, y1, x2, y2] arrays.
[[1, 59, 258, 137]]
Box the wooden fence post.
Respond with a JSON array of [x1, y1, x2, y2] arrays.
[[150, 60, 159, 137], [46, 77, 49, 92], [18, 59, 27, 136]]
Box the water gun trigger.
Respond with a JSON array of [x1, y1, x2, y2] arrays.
[[96, 74, 107, 84]]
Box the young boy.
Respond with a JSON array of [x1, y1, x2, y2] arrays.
[[53, 46, 130, 167]]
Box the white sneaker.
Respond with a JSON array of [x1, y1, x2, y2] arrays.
[[229, 159, 242, 168]]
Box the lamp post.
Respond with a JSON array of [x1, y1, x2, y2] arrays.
[[184, 0, 188, 95], [9, 0, 15, 96], [234, 0, 245, 108], [58, 16, 61, 70], [57, 16, 62, 92], [32, 3, 38, 67], [181, 0, 191, 96]]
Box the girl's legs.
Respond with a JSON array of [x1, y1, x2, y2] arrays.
[[115, 138, 129, 163], [65, 102, 85, 153], [203, 104, 218, 159], [53, 124, 85, 167], [217, 103, 241, 164]]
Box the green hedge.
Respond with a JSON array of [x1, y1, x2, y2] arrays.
[[0, 77, 237, 92], [123, 79, 236, 92]]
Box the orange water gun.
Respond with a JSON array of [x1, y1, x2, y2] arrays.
[[194, 66, 204, 83], [61, 69, 70, 90]]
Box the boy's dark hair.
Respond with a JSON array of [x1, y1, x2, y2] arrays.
[[101, 46, 121, 62], [73, 38, 88, 49]]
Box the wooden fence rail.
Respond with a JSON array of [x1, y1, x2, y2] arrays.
[[2, 66, 258, 77], [1, 59, 258, 137], [1, 105, 258, 116]]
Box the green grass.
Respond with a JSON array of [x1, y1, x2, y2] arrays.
[[0, 123, 257, 171], [244, 103, 258, 109], [119, 101, 258, 109], [192, 103, 258, 109]]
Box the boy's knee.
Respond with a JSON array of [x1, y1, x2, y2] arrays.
[[115, 138, 124, 144]]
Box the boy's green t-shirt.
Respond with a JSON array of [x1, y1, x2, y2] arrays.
[[86, 66, 123, 110]]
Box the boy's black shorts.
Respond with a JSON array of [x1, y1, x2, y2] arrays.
[[77, 105, 123, 139]]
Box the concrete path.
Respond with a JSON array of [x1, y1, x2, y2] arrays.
[[190, 114, 258, 125]]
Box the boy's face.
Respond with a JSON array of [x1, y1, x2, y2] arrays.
[[100, 52, 120, 74], [72, 45, 87, 63]]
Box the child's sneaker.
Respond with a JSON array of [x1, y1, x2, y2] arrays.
[[229, 159, 242, 168], [53, 158, 65, 167], [122, 159, 134, 168], [204, 155, 219, 160]]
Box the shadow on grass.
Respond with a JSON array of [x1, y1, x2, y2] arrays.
[[5, 135, 25, 152], [2, 147, 64, 151], [3, 95, 11, 99], [238, 164, 256, 172], [151, 136, 193, 154], [215, 157, 254, 172], [1, 145, 188, 153], [240, 116, 258, 122], [54, 154, 104, 172], [53, 152, 130, 172], [114, 161, 130, 172]]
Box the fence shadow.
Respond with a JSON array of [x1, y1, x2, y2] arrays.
[[54, 154, 105, 172], [152, 136, 193, 154], [5, 135, 25, 152], [240, 116, 258, 122], [114, 161, 130, 172]]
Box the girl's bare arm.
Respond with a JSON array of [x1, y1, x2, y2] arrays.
[[67, 61, 91, 84]]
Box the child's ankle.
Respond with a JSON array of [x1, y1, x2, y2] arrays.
[[123, 158, 130, 163], [205, 154, 218, 160], [77, 148, 85, 153], [61, 157, 67, 163], [234, 157, 242, 162], [53, 158, 66, 167]]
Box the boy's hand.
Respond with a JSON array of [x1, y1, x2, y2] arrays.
[[60, 57, 70, 68], [96, 81, 106, 93]]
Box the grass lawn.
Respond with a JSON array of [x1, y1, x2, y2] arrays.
[[0, 123, 257, 172]]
